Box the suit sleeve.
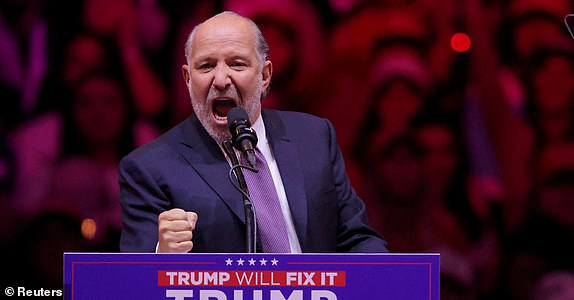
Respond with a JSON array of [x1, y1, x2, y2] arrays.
[[118, 154, 170, 252], [325, 119, 389, 252]]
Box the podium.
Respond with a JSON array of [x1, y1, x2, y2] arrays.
[[64, 253, 439, 299]]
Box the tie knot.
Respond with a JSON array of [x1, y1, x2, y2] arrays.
[[253, 148, 265, 163], [241, 148, 265, 170]]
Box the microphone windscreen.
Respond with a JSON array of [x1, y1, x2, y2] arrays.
[[227, 107, 250, 128]]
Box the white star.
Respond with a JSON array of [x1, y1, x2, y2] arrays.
[[225, 258, 233, 266], [248, 258, 256, 266], [271, 258, 279, 266], [259, 258, 267, 266], [237, 258, 245, 266]]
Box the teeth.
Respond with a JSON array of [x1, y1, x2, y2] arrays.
[[213, 114, 227, 121]]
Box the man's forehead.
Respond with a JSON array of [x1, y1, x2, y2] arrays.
[[196, 13, 254, 40]]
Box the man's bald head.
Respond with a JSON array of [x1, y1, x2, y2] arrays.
[[185, 11, 270, 69]]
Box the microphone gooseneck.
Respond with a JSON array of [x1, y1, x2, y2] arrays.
[[222, 138, 258, 253], [225, 107, 260, 253]]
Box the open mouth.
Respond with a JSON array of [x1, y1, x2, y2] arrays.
[[212, 99, 237, 121]]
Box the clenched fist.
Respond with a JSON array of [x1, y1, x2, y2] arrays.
[[157, 208, 198, 253]]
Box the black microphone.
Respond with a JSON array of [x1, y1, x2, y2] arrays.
[[227, 107, 258, 168]]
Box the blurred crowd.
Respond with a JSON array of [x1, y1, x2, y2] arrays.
[[1, 0, 574, 298]]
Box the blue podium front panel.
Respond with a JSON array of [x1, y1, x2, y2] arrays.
[[64, 253, 439, 300]]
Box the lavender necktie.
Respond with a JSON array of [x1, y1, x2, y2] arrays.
[[241, 149, 291, 253]]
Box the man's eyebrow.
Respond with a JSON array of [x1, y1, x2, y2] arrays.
[[229, 54, 252, 61], [192, 54, 213, 62]]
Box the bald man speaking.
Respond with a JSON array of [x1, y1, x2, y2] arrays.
[[118, 11, 388, 254]]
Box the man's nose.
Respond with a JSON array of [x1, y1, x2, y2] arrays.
[[212, 65, 232, 90]]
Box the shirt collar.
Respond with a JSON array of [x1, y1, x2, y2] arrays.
[[251, 112, 267, 149]]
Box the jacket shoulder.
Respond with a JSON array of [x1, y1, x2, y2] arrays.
[[120, 118, 190, 165]]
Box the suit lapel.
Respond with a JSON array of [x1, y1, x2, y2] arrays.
[[177, 116, 246, 223], [263, 110, 308, 250]]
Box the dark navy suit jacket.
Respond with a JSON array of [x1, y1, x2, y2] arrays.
[[119, 109, 388, 253]]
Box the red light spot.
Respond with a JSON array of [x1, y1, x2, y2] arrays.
[[451, 32, 471, 53]]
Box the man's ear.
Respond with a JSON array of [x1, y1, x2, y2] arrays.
[[261, 60, 272, 92], [182, 64, 191, 87]]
